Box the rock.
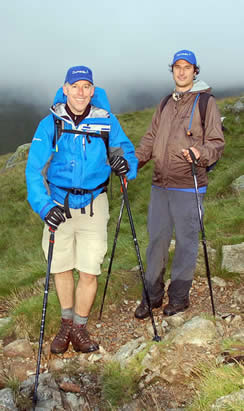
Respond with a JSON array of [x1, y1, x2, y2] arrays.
[[230, 329, 244, 342], [211, 277, 226, 287], [59, 381, 81, 393], [211, 389, 244, 410], [233, 287, 244, 306], [20, 373, 63, 410], [87, 353, 103, 362], [222, 243, 244, 274], [231, 100, 244, 113], [5, 143, 31, 169], [3, 339, 33, 358], [166, 313, 185, 328], [165, 316, 216, 346], [215, 321, 225, 337], [161, 320, 169, 328], [0, 318, 11, 329], [141, 344, 161, 370], [231, 175, 244, 193], [146, 322, 161, 338], [112, 337, 146, 366], [48, 358, 65, 372], [8, 358, 36, 381], [64, 392, 87, 410], [0, 388, 18, 410], [20, 373, 58, 397], [130, 265, 140, 272], [118, 398, 145, 410], [230, 315, 243, 327]]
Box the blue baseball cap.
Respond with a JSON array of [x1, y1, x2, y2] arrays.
[[64, 65, 93, 85], [172, 50, 197, 66]]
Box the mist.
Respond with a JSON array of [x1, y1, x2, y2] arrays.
[[1, 0, 243, 154]]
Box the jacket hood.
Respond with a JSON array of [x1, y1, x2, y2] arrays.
[[52, 86, 111, 112], [190, 80, 211, 93]]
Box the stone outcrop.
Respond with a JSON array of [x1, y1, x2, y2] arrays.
[[231, 175, 244, 193], [222, 242, 244, 274], [5, 143, 30, 169]]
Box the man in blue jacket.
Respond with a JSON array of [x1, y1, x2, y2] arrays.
[[26, 66, 138, 354]]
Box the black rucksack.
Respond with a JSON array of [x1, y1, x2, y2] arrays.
[[160, 93, 222, 172]]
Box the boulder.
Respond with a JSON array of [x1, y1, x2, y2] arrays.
[[0, 388, 18, 410], [222, 243, 244, 274], [231, 175, 244, 193], [165, 316, 216, 346], [211, 389, 244, 410], [112, 337, 146, 366], [5, 143, 31, 168], [3, 339, 33, 358]]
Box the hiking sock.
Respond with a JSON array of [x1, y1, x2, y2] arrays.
[[61, 307, 73, 320], [73, 313, 88, 326]]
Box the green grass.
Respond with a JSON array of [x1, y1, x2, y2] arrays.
[[0, 95, 243, 338], [101, 361, 140, 407], [188, 362, 244, 410]]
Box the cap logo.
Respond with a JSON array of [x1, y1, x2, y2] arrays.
[[177, 52, 191, 56], [72, 70, 89, 74]]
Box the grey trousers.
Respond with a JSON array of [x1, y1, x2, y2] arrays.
[[142, 187, 204, 304]]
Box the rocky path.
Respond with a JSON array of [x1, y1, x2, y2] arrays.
[[0, 275, 243, 410]]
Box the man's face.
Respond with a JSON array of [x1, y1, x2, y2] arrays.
[[63, 80, 94, 115], [172, 59, 195, 92]]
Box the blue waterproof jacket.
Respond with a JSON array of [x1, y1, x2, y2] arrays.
[[25, 87, 138, 220]]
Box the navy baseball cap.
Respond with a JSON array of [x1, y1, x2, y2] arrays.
[[64, 66, 93, 85], [172, 50, 197, 66]]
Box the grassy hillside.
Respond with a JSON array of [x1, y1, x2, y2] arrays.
[[0, 95, 243, 339]]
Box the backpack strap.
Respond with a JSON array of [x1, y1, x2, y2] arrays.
[[52, 116, 109, 157], [198, 93, 213, 144], [52, 117, 64, 151], [160, 94, 172, 113]]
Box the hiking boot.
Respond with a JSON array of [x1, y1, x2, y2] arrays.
[[70, 324, 99, 353], [163, 298, 190, 316], [134, 298, 163, 319], [50, 318, 73, 354]]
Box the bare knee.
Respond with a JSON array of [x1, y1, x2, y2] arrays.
[[79, 272, 97, 286]]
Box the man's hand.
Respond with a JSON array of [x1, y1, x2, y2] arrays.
[[44, 206, 66, 230], [182, 147, 200, 164], [110, 155, 129, 176]]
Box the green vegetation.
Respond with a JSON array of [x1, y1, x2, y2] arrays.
[[0, 96, 243, 340], [101, 361, 140, 407], [188, 362, 244, 410]]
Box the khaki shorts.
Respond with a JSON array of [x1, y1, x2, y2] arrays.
[[42, 192, 110, 274]]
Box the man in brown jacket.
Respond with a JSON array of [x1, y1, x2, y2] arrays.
[[135, 50, 224, 318]]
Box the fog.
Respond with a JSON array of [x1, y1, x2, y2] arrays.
[[1, 0, 243, 153]]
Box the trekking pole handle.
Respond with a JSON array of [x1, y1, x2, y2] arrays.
[[188, 148, 198, 176], [120, 177, 127, 193]]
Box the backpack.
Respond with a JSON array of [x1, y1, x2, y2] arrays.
[[52, 116, 109, 157], [160, 93, 222, 172]]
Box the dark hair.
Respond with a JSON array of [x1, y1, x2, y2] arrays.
[[169, 64, 200, 76]]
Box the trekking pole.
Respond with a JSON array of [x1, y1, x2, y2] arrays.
[[188, 149, 216, 316], [99, 189, 125, 320], [32, 228, 55, 408], [119, 176, 161, 342]]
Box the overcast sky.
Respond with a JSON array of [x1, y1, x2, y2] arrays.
[[1, 0, 244, 112]]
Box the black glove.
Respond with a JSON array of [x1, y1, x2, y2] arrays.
[[110, 156, 129, 176], [44, 206, 66, 230]]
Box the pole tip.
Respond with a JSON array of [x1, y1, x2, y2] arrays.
[[152, 335, 161, 342]]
